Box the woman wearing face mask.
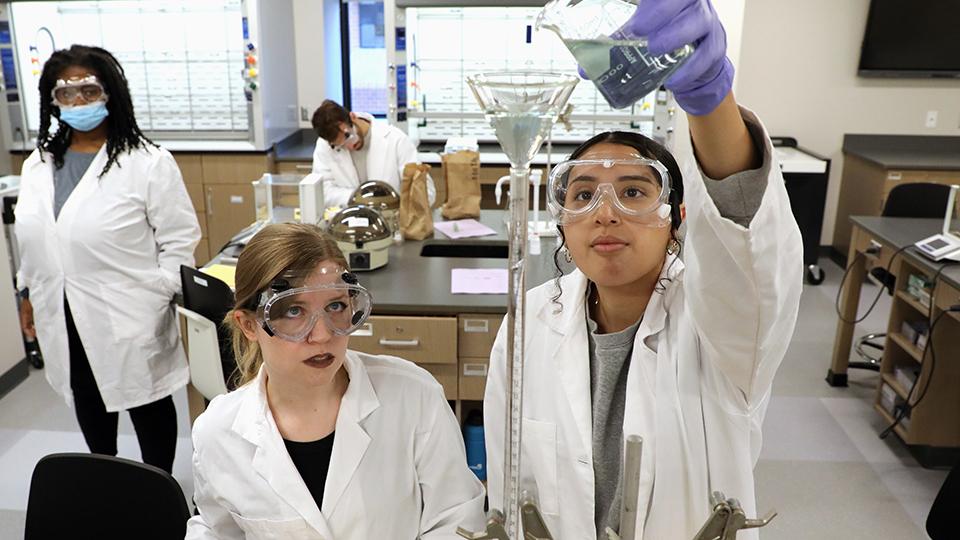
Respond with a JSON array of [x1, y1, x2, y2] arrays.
[[14, 45, 200, 473], [484, 1, 803, 538], [186, 223, 484, 539]]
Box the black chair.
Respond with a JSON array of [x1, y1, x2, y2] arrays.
[[927, 460, 960, 539], [24, 453, 191, 540], [852, 183, 953, 371], [180, 265, 238, 390]]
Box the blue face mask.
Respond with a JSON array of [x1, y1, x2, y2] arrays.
[[58, 101, 109, 132]]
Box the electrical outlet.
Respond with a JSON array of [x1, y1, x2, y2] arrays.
[[926, 110, 938, 128], [300, 106, 309, 122]]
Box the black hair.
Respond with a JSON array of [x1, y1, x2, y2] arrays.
[[37, 45, 154, 176], [550, 131, 684, 309]]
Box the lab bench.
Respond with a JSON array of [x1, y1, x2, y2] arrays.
[[204, 209, 563, 420], [833, 134, 960, 264], [829, 216, 960, 467]]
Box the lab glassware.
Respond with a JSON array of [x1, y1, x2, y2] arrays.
[[462, 71, 577, 539], [536, 0, 694, 110]]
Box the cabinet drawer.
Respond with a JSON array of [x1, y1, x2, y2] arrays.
[[422, 363, 458, 400], [193, 237, 211, 267], [276, 161, 314, 174], [459, 357, 489, 401], [458, 314, 503, 358], [349, 316, 457, 364], [205, 183, 255, 251]]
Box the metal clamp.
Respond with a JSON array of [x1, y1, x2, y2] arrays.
[[692, 492, 777, 540]]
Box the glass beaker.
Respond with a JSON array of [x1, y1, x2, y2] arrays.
[[537, 0, 695, 110]]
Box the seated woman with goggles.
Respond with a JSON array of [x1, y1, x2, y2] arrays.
[[186, 223, 484, 539], [484, 1, 804, 538]]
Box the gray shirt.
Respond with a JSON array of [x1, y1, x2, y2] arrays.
[[587, 304, 642, 537], [53, 149, 98, 219], [350, 122, 373, 182], [586, 114, 772, 536]]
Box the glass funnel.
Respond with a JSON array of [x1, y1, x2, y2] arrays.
[[466, 72, 578, 169], [463, 71, 577, 540]]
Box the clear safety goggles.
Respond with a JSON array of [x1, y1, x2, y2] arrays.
[[331, 126, 360, 151], [251, 269, 372, 342], [547, 158, 672, 227], [51, 76, 108, 107]]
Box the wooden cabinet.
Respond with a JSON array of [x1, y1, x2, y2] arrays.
[[204, 183, 255, 252], [875, 257, 960, 449], [351, 315, 458, 364], [833, 154, 960, 259], [456, 314, 502, 401], [350, 315, 459, 399], [275, 160, 314, 175]]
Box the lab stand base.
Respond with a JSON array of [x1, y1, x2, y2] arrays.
[[825, 369, 848, 387]]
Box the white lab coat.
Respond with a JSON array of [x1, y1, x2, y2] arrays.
[[309, 111, 434, 207], [186, 350, 486, 540], [484, 109, 803, 540], [14, 145, 200, 412]]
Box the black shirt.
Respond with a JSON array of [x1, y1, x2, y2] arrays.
[[283, 432, 336, 510]]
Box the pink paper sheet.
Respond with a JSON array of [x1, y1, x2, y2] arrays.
[[451, 268, 508, 294], [434, 219, 497, 240]]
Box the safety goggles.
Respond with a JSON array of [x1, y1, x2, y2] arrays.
[[250, 270, 372, 342], [51, 76, 108, 107], [330, 125, 360, 151], [547, 158, 672, 227]]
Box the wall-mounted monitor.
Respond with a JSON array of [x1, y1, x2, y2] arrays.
[[858, 0, 960, 78]]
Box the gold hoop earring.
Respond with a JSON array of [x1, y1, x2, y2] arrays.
[[666, 239, 680, 256]]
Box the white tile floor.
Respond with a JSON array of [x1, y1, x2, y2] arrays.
[[0, 259, 947, 539]]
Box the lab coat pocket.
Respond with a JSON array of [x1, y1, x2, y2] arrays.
[[102, 280, 174, 342], [229, 513, 326, 540], [521, 417, 559, 516]]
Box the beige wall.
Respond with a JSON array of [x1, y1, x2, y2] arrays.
[[736, 0, 960, 245]]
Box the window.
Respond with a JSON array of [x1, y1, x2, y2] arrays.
[[11, 0, 249, 138]]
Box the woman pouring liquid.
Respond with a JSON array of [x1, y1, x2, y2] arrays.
[[484, 0, 804, 538]]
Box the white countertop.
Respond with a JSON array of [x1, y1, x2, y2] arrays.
[[775, 147, 828, 174], [419, 146, 828, 174], [417, 150, 574, 167]]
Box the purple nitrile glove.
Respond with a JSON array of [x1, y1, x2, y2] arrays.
[[625, 0, 734, 116]]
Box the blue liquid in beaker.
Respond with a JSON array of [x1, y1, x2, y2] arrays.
[[568, 31, 693, 110]]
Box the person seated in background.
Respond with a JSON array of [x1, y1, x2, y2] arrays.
[[186, 223, 483, 539], [309, 99, 435, 207]]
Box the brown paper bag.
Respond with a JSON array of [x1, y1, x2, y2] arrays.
[[441, 150, 481, 220], [400, 163, 434, 240]]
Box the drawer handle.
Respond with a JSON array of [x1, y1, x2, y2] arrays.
[[379, 338, 420, 348], [463, 319, 489, 333], [463, 363, 488, 377], [295, 164, 313, 171], [354, 323, 373, 337]]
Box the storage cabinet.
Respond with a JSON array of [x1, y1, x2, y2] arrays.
[[833, 154, 960, 260], [875, 257, 960, 448]]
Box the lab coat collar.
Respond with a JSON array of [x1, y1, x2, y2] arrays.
[[537, 253, 683, 336], [231, 352, 380, 537], [534, 255, 683, 462], [353, 111, 385, 141]]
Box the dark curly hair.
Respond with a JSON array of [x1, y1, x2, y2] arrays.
[[550, 131, 685, 310], [37, 45, 154, 176]]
